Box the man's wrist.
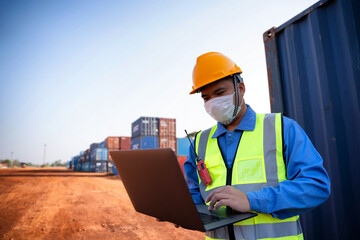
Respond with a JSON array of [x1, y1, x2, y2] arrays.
[[246, 191, 264, 213]]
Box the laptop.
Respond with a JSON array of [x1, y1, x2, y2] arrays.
[[110, 148, 257, 232]]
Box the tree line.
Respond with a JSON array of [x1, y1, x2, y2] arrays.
[[0, 159, 66, 168]]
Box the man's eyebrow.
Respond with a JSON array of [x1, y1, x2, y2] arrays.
[[201, 87, 227, 98], [214, 87, 227, 94]]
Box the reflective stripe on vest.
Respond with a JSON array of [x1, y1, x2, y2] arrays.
[[195, 113, 303, 240]]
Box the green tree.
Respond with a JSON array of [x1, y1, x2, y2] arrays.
[[41, 163, 50, 167], [51, 160, 66, 167], [1, 159, 12, 168]]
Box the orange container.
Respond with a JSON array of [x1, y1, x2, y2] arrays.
[[119, 136, 131, 150], [106, 136, 131, 161], [159, 118, 176, 137], [106, 137, 119, 161], [105, 137, 120, 150], [159, 136, 177, 154], [177, 156, 187, 176]]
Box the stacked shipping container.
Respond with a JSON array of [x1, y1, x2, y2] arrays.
[[129, 116, 183, 175], [90, 143, 101, 152], [69, 136, 192, 175], [69, 116, 186, 175], [105, 136, 131, 161], [105, 137, 119, 161], [159, 118, 177, 154], [74, 144, 109, 173], [131, 117, 159, 137], [90, 148, 108, 161], [69, 136, 131, 173], [131, 117, 159, 149], [131, 117, 177, 153], [131, 136, 158, 149]]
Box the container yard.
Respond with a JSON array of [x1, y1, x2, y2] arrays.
[[0, 115, 196, 239], [67, 116, 190, 176], [131, 117, 177, 153]]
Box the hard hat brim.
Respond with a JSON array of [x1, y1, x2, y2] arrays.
[[189, 71, 241, 95]]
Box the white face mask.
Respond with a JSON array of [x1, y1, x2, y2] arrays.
[[204, 92, 243, 125]]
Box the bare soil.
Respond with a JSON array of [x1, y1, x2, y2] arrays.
[[0, 168, 204, 240]]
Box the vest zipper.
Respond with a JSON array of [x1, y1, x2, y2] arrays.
[[217, 133, 242, 240]]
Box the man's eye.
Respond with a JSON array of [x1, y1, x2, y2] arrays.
[[217, 91, 225, 96]]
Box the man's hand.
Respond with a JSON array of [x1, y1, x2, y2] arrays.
[[205, 185, 251, 212], [156, 218, 179, 228]]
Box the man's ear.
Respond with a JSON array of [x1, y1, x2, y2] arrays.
[[238, 82, 245, 96]]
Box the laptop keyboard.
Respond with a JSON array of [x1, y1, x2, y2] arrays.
[[198, 212, 224, 224]]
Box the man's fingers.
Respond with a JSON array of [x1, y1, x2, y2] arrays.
[[205, 189, 217, 203], [214, 199, 231, 211], [208, 193, 229, 210], [206, 186, 251, 212], [205, 186, 228, 203]]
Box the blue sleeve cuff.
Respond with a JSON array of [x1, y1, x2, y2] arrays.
[[246, 191, 266, 213], [246, 190, 299, 219]]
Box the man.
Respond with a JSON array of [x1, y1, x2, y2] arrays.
[[184, 52, 331, 240]]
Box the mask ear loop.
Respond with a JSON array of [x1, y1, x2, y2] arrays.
[[232, 75, 240, 117]]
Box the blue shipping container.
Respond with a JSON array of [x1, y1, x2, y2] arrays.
[[100, 141, 105, 148], [75, 162, 81, 171], [73, 155, 80, 171], [113, 164, 119, 175], [71, 156, 76, 169], [131, 136, 159, 150], [263, 0, 360, 239], [131, 117, 159, 138], [93, 160, 108, 173], [85, 153, 90, 162], [177, 137, 191, 156], [107, 161, 113, 173], [90, 148, 108, 161], [87, 162, 91, 172], [81, 162, 90, 172], [90, 143, 101, 152], [90, 161, 95, 172], [72, 155, 80, 162]]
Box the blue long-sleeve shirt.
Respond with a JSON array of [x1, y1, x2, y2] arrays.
[[184, 105, 331, 219]]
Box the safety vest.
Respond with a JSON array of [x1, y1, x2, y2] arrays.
[[195, 113, 303, 240]]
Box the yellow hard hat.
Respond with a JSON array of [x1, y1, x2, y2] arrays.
[[190, 52, 242, 94]]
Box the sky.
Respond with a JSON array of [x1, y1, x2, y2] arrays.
[[0, 0, 318, 165]]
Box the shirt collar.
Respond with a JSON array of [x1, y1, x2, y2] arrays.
[[212, 104, 256, 138]]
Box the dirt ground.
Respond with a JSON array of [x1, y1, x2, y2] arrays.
[[0, 168, 204, 240]]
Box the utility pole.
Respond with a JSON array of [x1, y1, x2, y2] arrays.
[[11, 152, 13, 161], [43, 144, 46, 166]]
